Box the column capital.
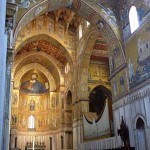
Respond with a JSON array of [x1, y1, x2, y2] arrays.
[[6, 1, 18, 17], [5, 2, 18, 48]]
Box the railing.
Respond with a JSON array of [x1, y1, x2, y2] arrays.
[[81, 136, 122, 150]]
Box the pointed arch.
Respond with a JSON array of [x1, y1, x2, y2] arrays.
[[15, 34, 73, 65], [136, 118, 145, 129], [14, 0, 121, 46], [134, 114, 147, 129], [134, 115, 147, 150]]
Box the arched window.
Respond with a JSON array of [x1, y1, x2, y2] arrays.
[[28, 115, 35, 129], [86, 21, 90, 27], [79, 25, 82, 39], [67, 90, 72, 105], [129, 6, 139, 33]]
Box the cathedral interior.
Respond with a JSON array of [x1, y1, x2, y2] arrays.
[[0, 0, 150, 150]]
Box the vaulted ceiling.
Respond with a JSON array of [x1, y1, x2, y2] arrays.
[[13, 5, 111, 85], [14, 7, 110, 71], [17, 39, 67, 63], [48, 8, 82, 33]]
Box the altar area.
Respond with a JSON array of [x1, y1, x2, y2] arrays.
[[25, 142, 46, 150]]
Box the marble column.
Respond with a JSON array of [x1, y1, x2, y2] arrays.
[[0, 0, 7, 149], [2, 1, 17, 149], [73, 124, 78, 150], [64, 132, 67, 149], [3, 48, 14, 150], [65, 131, 69, 149]]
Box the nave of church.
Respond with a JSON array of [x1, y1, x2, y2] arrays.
[[0, 0, 150, 150]]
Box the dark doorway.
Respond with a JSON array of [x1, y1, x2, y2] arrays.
[[50, 137, 52, 150]]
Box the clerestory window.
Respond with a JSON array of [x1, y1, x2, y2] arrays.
[[129, 6, 139, 33]]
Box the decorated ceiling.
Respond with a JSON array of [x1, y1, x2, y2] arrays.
[[13, 0, 126, 81], [14, 6, 113, 68], [12, 0, 128, 103], [47, 8, 82, 33], [14, 0, 122, 44], [17, 39, 67, 63], [90, 36, 108, 62]]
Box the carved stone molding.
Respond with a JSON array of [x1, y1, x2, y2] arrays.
[[6, 48, 14, 76], [6, 63, 12, 76], [7, 48, 14, 63], [6, 2, 17, 16], [113, 83, 150, 110]]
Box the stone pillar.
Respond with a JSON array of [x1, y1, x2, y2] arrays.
[[73, 123, 78, 150], [3, 48, 14, 150], [72, 100, 85, 150], [78, 99, 89, 146], [64, 132, 68, 149], [2, 1, 17, 150], [0, 0, 7, 149], [79, 99, 89, 113]]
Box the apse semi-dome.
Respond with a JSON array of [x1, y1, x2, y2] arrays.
[[20, 72, 48, 94]]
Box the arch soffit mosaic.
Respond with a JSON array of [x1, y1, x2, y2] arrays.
[[13, 63, 57, 91], [77, 28, 126, 100], [78, 30, 103, 74], [82, 29, 100, 59], [12, 52, 61, 84], [74, 30, 106, 100], [14, 0, 121, 47], [80, 28, 126, 77], [15, 34, 73, 65]]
